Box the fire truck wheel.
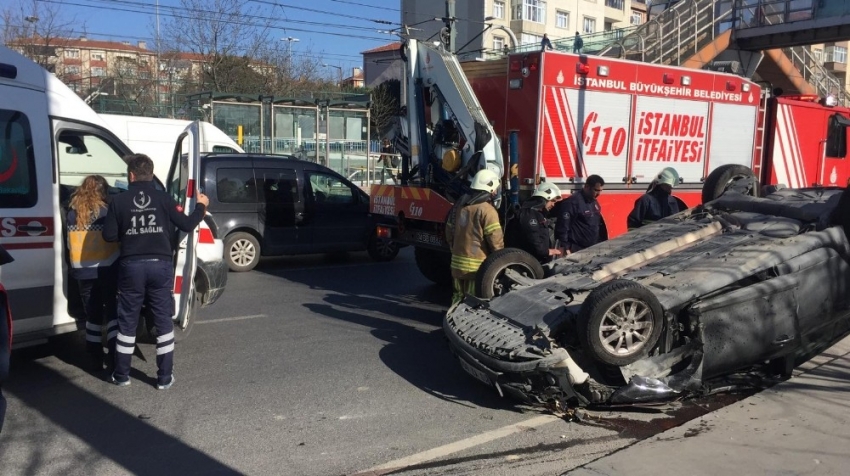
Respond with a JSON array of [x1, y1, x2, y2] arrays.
[[579, 280, 664, 367], [475, 248, 545, 299], [702, 165, 757, 203], [367, 233, 399, 261], [414, 247, 452, 287]]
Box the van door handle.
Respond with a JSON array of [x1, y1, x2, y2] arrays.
[[18, 225, 48, 234]]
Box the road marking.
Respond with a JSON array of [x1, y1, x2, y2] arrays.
[[197, 314, 268, 325], [354, 414, 562, 475]]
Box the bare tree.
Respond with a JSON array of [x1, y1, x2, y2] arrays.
[[1, 0, 80, 76], [370, 79, 400, 138]]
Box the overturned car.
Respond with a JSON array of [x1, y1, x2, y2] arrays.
[[444, 187, 850, 407]]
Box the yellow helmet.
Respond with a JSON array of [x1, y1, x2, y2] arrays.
[[441, 149, 461, 172]]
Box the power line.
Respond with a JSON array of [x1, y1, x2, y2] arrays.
[[249, 0, 397, 25], [37, 0, 394, 42], [330, 0, 390, 11]]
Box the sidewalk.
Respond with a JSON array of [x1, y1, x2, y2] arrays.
[[568, 335, 850, 476]]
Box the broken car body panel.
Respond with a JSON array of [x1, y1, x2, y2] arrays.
[[444, 188, 850, 407]]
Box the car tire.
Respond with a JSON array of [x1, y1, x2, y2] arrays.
[[414, 246, 452, 287], [367, 233, 399, 262], [225, 232, 260, 272], [702, 164, 758, 204], [475, 248, 545, 299], [579, 280, 664, 367]]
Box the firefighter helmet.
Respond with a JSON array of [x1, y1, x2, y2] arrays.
[[656, 167, 680, 188], [470, 168, 501, 193], [532, 182, 562, 201]]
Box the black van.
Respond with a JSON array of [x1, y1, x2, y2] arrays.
[[203, 154, 399, 271]]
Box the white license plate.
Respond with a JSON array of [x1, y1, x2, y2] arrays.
[[459, 358, 491, 386]]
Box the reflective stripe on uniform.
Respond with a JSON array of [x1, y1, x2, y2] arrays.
[[156, 343, 175, 355], [450, 255, 484, 273], [116, 344, 135, 354], [86, 322, 103, 331], [156, 331, 175, 343], [483, 222, 501, 235], [117, 333, 135, 344]]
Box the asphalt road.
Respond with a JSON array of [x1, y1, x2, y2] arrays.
[[0, 248, 743, 476]]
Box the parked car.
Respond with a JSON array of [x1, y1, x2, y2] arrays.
[[202, 154, 399, 272], [444, 185, 850, 408]]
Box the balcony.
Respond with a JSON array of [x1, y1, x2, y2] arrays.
[[605, 0, 625, 10]]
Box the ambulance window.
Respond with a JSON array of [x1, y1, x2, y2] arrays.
[[0, 109, 38, 208], [826, 114, 848, 159], [57, 131, 129, 188]]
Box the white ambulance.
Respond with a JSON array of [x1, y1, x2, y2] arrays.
[[0, 45, 226, 347]]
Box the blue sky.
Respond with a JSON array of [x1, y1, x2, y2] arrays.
[[38, 0, 401, 76]]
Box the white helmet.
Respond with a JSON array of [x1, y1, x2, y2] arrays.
[[470, 168, 501, 193], [656, 167, 680, 188], [532, 182, 562, 201]]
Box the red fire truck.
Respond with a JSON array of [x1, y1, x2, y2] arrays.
[[370, 39, 850, 284]]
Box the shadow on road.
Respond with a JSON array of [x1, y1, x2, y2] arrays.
[[2, 335, 242, 475]]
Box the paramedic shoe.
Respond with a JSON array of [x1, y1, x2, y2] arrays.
[[577, 378, 613, 404], [110, 374, 131, 387], [156, 375, 175, 390]]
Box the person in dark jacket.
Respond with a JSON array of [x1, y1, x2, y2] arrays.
[[554, 175, 605, 254], [541, 33, 554, 50], [103, 154, 209, 390], [506, 182, 563, 263], [67, 175, 120, 371], [627, 167, 681, 230]]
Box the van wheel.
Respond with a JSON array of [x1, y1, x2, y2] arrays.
[[225, 232, 260, 272], [367, 233, 399, 261], [414, 246, 452, 287]]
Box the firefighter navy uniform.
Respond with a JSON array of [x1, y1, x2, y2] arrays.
[[627, 188, 680, 230], [554, 191, 603, 253], [506, 197, 555, 263], [103, 180, 206, 387]]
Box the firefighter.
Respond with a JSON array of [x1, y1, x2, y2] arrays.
[[554, 175, 605, 254], [445, 168, 504, 306], [627, 167, 681, 230], [506, 182, 563, 263], [103, 154, 209, 389]]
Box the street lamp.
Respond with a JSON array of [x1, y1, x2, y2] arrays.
[[322, 63, 343, 89], [483, 15, 518, 50], [281, 37, 299, 69]]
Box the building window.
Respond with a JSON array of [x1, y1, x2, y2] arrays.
[[512, 0, 546, 23], [631, 12, 642, 25], [91, 67, 105, 77], [66, 65, 81, 75], [493, 36, 505, 52], [583, 17, 596, 34], [521, 33, 543, 45], [813, 48, 823, 63], [493, 1, 505, 19], [91, 51, 105, 61], [556, 10, 569, 28], [826, 46, 847, 64], [65, 49, 80, 59]]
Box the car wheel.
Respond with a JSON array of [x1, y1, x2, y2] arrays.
[[475, 248, 545, 299], [367, 233, 399, 262], [702, 164, 757, 203], [414, 246, 452, 287], [579, 280, 664, 367], [225, 232, 260, 272]]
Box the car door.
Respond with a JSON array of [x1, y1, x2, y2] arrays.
[[303, 170, 369, 251], [255, 167, 306, 254], [166, 122, 201, 327], [0, 100, 55, 338]]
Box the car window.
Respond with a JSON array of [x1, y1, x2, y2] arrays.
[[259, 169, 299, 205], [57, 130, 128, 189], [216, 168, 257, 203], [308, 172, 355, 204], [0, 108, 37, 208]]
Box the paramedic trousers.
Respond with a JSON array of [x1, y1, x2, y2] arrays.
[[114, 259, 175, 383], [77, 265, 118, 360]]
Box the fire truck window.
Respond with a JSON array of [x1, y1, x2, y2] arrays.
[[826, 114, 848, 159], [0, 109, 37, 208]]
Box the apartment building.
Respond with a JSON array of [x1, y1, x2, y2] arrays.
[[401, 0, 635, 59]]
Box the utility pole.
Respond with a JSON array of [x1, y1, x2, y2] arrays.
[[443, 0, 456, 53]]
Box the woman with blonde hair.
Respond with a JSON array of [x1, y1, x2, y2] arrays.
[[67, 175, 120, 371]]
